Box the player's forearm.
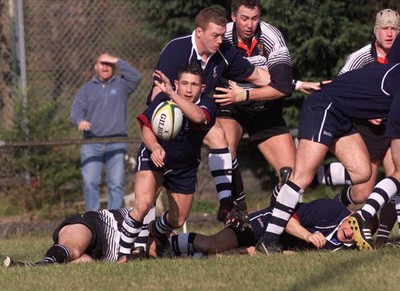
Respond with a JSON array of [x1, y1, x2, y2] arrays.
[[168, 92, 206, 124], [247, 86, 285, 101], [285, 217, 313, 242], [245, 67, 271, 87], [142, 126, 161, 152], [118, 60, 142, 92]]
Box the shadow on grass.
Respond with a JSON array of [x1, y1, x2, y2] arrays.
[[286, 251, 379, 290]]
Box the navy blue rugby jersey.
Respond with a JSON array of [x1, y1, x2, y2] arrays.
[[250, 199, 351, 250], [137, 92, 217, 168], [322, 63, 400, 120], [155, 32, 255, 95]]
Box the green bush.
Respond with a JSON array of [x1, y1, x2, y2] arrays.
[[0, 93, 81, 213]]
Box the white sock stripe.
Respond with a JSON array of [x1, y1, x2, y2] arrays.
[[266, 223, 285, 234], [177, 233, 190, 253], [213, 176, 232, 184], [376, 178, 398, 199], [363, 204, 377, 218], [330, 162, 347, 185], [121, 233, 136, 243], [119, 246, 132, 254], [137, 229, 149, 237], [122, 221, 141, 234], [134, 242, 146, 248], [218, 191, 231, 201], [208, 153, 232, 170], [276, 183, 301, 209], [273, 208, 292, 221]]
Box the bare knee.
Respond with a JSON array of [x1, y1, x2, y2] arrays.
[[203, 125, 228, 148], [132, 201, 153, 221], [349, 167, 372, 185]]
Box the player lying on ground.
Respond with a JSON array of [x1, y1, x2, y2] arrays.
[[3, 208, 154, 267], [163, 198, 362, 257], [3, 198, 368, 267]]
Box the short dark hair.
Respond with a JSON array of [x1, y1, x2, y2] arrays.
[[195, 7, 227, 30], [231, 0, 261, 15], [177, 64, 204, 84]]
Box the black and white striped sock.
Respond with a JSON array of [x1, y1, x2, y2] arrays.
[[118, 213, 142, 256], [337, 185, 355, 206], [313, 162, 351, 186], [209, 148, 232, 201], [169, 232, 197, 256], [134, 205, 156, 251], [361, 177, 400, 223], [263, 181, 302, 245], [154, 211, 175, 236], [396, 194, 400, 236], [41, 244, 69, 264]]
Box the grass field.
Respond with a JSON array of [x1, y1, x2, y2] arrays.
[[1, 233, 400, 291]]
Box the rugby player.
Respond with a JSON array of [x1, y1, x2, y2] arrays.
[[3, 198, 360, 267], [165, 199, 359, 257], [117, 65, 219, 262], [256, 33, 400, 253], [3, 208, 154, 267]]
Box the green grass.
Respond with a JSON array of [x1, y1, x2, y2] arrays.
[[1, 234, 400, 290]]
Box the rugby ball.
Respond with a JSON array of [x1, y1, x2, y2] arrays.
[[151, 101, 183, 140]]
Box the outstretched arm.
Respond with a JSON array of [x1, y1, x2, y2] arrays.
[[154, 70, 207, 124], [285, 217, 327, 249], [141, 125, 165, 168]]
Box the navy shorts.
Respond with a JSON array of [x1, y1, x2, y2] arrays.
[[353, 119, 391, 161], [136, 151, 198, 194], [52, 212, 104, 260], [218, 101, 289, 144], [298, 92, 357, 147]]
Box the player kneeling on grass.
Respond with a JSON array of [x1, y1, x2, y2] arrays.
[[160, 199, 377, 257], [116, 65, 224, 261], [3, 208, 156, 267]]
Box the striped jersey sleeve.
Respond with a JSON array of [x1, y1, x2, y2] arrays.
[[338, 44, 375, 75], [258, 22, 292, 69], [224, 21, 292, 95], [97, 207, 132, 261]]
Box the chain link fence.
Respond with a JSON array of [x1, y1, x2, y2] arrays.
[[1, 0, 158, 132], [0, 0, 167, 211], [0, 0, 267, 214]]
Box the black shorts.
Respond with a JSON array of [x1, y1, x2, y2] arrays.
[[298, 92, 357, 146], [52, 212, 104, 260], [218, 101, 289, 144], [353, 120, 391, 161], [136, 158, 198, 194]]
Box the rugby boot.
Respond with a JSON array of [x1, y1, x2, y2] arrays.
[[348, 212, 373, 251], [3, 256, 37, 268]]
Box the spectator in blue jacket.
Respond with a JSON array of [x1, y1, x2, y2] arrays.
[[70, 52, 141, 211]]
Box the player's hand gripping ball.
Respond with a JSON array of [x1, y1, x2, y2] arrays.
[[151, 101, 183, 140]]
